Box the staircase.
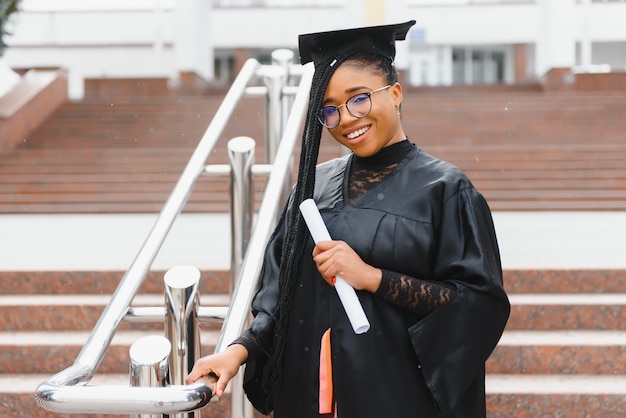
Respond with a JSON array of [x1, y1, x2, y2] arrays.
[[2, 269, 625, 416], [0, 270, 233, 417], [487, 269, 626, 417], [1, 85, 626, 416], [1, 89, 626, 213]]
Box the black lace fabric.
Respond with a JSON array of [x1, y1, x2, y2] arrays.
[[349, 140, 456, 317]]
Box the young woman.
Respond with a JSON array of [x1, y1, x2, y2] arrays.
[[187, 21, 510, 418]]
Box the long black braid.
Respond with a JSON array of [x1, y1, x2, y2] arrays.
[[261, 53, 351, 409], [260, 52, 398, 411]]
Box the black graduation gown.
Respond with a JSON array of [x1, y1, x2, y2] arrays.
[[243, 145, 510, 418]]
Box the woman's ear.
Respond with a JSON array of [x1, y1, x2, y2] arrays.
[[390, 82, 403, 108]]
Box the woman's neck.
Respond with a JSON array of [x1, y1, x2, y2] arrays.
[[348, 139, 412, 202], [352, 139, 411, 169]]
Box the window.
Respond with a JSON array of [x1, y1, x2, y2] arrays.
[[452, 47, 506, 84]]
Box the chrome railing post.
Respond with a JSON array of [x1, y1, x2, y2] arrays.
[[164, 265, 202, 418], [271, 49, 297, 207], [227, 137, 256, 418], [271, 49, 296, 135], [260, 65, 287, 164], [129, 335, 172, 418], [228, 136, 256, 288]]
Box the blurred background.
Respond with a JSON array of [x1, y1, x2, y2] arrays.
[[2, 0, 625, 99]]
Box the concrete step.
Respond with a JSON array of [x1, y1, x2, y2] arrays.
[[3, 269, 625, 295], [4, 292, 626, 332], [486, 374, 626, 417], [0, 294, 229, 331], [0, 270, 231, 295], [488, 330, 626, 374], [4, 328, 626, 376], [508, 293, 626, 330], [503, 269, 626, 294], [0, 330, 219, 374]]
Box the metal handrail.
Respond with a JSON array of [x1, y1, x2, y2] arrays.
[[35, 59, 260, 414], [216, 62, 313, 352], [35, 57, 314, 414]]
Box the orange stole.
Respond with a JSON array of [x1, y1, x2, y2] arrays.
[[319, 327, 334, 414]]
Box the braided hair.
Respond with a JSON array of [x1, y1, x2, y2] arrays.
[[261, 51, 399, 410]]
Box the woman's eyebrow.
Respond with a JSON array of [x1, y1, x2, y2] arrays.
[[322, 86, 370, 106]]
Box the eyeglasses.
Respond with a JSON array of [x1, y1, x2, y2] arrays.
[[317, 84, 392, 129]]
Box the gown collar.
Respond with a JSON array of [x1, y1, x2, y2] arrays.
[[351, 139, 413, 170]]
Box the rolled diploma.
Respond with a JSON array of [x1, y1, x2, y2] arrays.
[[299, 199, 370, 334]]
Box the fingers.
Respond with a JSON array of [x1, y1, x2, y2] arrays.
[[311, 240, 381, 292], [313, 241, 345, 285], [195, 373, 219, 399], [185, 359, 207, 384], [214, 372, 233, 398], [312, 240, 340, 264], [185, 345, 248, 399], [185, 356, 222, 385], [204, 368, 236, 398], [312, 240, 333, 258], [186, 365, 225, 398], [313, 241, 336, 286]]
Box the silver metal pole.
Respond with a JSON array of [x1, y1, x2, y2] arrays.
[[227, 137, 256, 418], [228, 136, 256, 288], [271, 49, 297, 204], [230, 369, 253, 418], [272, 49, 295, 134], [164, 265, 202, 418], [259, 65, 287, 163], [129, 335, 172, 418]]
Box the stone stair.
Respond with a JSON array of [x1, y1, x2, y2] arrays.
[[1, 89, 626, 213], [487, 269, 626, 417], [1, 269, 626, 417], [0, 270, 232, 418]]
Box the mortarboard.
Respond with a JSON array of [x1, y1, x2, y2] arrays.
[[298, 20, 416, 67]]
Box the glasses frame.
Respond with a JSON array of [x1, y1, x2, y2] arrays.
[[317, 84, 393, 129]]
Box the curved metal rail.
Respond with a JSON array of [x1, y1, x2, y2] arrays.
[[35, 57, 314, 415]]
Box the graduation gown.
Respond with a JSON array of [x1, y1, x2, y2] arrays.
[[242, 145, 510, 417]]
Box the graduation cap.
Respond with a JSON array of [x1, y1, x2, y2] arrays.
[[298, 20, 416, 67]]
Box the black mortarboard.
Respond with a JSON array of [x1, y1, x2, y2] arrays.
[[298, 20, 416, 66]]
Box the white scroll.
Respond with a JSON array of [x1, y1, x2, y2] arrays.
[[299, 199, 370, 334]]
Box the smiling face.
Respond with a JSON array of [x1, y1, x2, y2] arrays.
[[322, 60, 406, 157]]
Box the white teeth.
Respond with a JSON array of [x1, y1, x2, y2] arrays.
[[347, 126, 369, 139]]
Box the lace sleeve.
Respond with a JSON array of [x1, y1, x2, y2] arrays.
[[374, 269, 456, 317], [229, 329, 263, 362]]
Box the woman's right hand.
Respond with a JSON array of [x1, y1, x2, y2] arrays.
[[185, 344, 249, 398]]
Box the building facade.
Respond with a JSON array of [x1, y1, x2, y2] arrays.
[[4, 0, 626, 99]]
